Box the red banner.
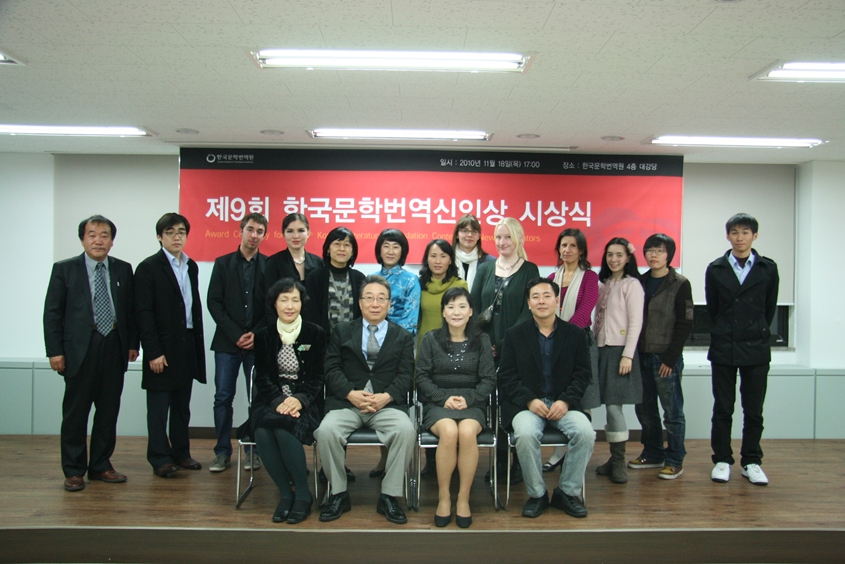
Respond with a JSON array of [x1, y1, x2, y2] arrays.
[[180, 168, 682, 267]]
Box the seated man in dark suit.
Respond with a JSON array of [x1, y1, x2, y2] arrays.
[[43, 215, 139, 491], [498, 277, 595, 519], [314, 275, 416, 524]]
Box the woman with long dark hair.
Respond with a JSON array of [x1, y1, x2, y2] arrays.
[[265, 213, 323, 286], [416, 287, 495, 528], [594, 237, 644, 484]]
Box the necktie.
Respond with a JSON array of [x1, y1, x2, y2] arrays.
[[94, 262, 115, 336], [365, 325, 379, 391]]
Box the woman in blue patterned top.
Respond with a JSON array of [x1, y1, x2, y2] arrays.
[[369, 228, 421, 478]]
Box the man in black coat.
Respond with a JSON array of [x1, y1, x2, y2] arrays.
[[498, 277, 595, 519], [313, 276, 415, 525], [706, 213, 779, 486], [44, 215, 139, 492], [135, 213, 206, 477], [207, 212, 268, 473]]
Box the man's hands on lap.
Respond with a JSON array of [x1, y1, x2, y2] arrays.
[[528, 398, 570, 421]]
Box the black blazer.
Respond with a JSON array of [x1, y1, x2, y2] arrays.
[[323, 318, 414, 413], [251, 321, 326, 444], [264, 249, 323, 322], [705, 249, 779, 366], [497, 318, 592, 430], [303, 265, 366, 335], [134, 249, 206, 391], [207, 248, 267, 353], [43, 253, 139, 378]]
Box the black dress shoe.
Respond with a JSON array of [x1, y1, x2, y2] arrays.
[[550, 487, 588, 518], [345, 466, 356, 481], [153, 463, 180, 477], [286, 498, 312, 524], [543, 454, 565, 473], [175, 458, 202, 470], [319, 491, 351, 522], [369, 468, 385, 479], [434, 514, 451, 527], [456, 514, 472, 528], [377, 494, 407, 524], [272, 498, 293, 522], [522, 491, 550, 518]]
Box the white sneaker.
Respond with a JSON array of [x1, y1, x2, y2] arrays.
[[244, 454, 261, 471], [742, 463, 769, 486], [711, 462, 731, 483]]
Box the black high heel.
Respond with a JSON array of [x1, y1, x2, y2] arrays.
[[456, 514, 472, 528], [272, 498, 293, 522], [543, 454, 565, 473], [434, 514, 452, 527]]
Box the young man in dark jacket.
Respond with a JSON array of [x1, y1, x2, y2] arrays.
[[705, 213, 779, 486], [628, 234, 693, 480]]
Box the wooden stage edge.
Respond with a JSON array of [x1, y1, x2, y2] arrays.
[[3, 527, 844, 563], [3, 436, 845, 563]]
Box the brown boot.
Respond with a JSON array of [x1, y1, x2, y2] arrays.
[[609, 442, 628, 484], [595, 455, 613, 476]]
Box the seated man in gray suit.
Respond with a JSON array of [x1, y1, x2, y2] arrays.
[[314, 275, 415, 524]]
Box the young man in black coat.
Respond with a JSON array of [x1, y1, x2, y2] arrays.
[[135, 213, 206, 477], [207, 212, 268, 473], [43, 215, 139, 491], [706, 213, 779, 486]]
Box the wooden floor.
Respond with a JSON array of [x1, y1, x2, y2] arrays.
[[1, 436, 844, 563]]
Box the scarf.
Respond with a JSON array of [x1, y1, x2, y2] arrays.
[[277, 314, 303, 345], [553, 266, 585, 322], [455, 247, 480, 289]]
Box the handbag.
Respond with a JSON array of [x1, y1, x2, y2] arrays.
[[476, 275, 512, 330]]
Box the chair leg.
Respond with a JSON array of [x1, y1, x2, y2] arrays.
[[236, 442, 256, 508]]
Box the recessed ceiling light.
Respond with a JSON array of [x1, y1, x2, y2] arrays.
[[261, 129, 284, 136], [651, 135, 823, 148], [0, 51, 23, 65], [517, 133, 540, 139], [176, 128, 199, 135], [756, 61, 845, 83], [310, 128, 491, 141], [601, 135, 624, 141], [0, 124, 148, 137], [253, 49, 528, 73]]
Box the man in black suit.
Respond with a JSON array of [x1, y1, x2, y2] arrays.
[[498, 277, 595, 519], [135, 213, 206, 477], [314, 275, 415, 524], [43, 215, 139, 492], [207, 212, 268, 473], [706, 213, 779, 486]]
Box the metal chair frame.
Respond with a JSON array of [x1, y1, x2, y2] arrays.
[[408, 391, 498, 511]]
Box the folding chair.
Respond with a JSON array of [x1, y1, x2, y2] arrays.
[[408, 392, 498, 511]]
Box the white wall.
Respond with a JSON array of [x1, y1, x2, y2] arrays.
[[0, 153, 55, 359]]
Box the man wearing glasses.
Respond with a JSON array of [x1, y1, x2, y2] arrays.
[[314, 275, 416, 524], [135, 213, 206, 477]]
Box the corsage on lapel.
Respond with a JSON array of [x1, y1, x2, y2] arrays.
[[297, 344, 311, 352]]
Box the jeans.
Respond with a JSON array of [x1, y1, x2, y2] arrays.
[[710, 362, 768, 467], [635, 354, 686, 467], [213, 351, 255, 457], [511, 399, 595, 499]]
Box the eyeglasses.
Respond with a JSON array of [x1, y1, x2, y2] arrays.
[[645, 248, 667, 255], [459, 229, 479, 236], [361, 296, 389, 305], [163, 229, 187, 238]]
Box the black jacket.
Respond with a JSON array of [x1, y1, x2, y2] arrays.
[[705, 250, 779, 366], [497, 318, 592, 430], [134, 249, 206, 390], [207, 248, 267, 353], [264, 249, 323, 322], [323, 318, 414, 414], [303, 265, 366, 335], [43, 253, 139, 378]]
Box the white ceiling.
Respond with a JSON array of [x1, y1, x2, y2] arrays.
[[1, 0, 844, 164]]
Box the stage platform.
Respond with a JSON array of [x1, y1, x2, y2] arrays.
[[1, 436, 843, 563]]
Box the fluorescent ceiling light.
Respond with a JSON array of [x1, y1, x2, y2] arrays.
[[0, 51, 23, 65], [652, 135, 823, 148], [254, 49, 528, 72], [0, 125, 148, 136], [310, 128, 491, 141], [757, 62, 845, 82]]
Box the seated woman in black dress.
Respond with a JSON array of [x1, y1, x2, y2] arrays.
[[251, 278, 326, 524], [416, 287, 496, 529]]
